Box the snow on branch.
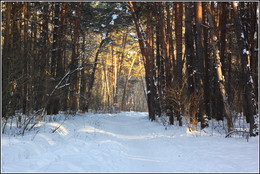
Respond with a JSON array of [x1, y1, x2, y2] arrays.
[[49, 65, 83, 97]]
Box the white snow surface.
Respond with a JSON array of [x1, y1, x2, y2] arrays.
[[109, 14, 118, 25], [101, 33, 106, 40], [2, 112, 259, 173]]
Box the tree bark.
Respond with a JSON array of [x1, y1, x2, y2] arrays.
[[166, 2, 174, 124], [3, 2, 13, 118], [69, 3, 82, 112], [128, 2, 156, 120], [205, 3, 234, 133], [195, 2, 207, 128], [232, 2, 258, 136], [174, 2, 183, 126], [47, 2, 60, 115], [185, 2, 198, 129]]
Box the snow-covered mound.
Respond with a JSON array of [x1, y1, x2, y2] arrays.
[[2, 112, 259, 172]]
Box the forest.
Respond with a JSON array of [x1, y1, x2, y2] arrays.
[[2, 1, 259, 135], [1, 1, 259, 173]]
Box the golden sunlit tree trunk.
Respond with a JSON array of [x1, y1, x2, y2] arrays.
[[205, 3, 234, 133], [166, 2, 174, 124]]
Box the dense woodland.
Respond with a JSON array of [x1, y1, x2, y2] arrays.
[[2, 2, 259, 136]]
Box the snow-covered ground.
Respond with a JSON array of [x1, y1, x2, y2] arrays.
[[2, 112, 259, 172]]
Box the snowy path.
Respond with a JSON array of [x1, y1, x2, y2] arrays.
[[2, 112, 259, 172]]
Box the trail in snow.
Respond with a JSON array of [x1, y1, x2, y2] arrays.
[[2, 112, 259, 172]]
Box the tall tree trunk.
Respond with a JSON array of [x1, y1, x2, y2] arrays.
[[219, 3, 227, 76], [156, 2, 166, 116], [195, 2, 207, 128], [80, 35, 87, 112], [35, 3, 49, 111], [205, 3, 234, 133], [175, 2, 183, 126], [232, 2, 258, 136], [175, 2, 183, 87], [166, 2, 174, 124], [202, 3, 210, 126], [185, 2, 198, 129], [155, 13, 163, 117], [22, 2, 29, 115], [13, 3, 23, 113], [47, 2, 60, 115], [69, 3, 82, 112], [249, 2, 258, 105], [146, 5, 157, 121], [128, 2, 156, 120], [154, 8, 164, 117], [58, 2, 68, 111], [3, 2, 13, 118]]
